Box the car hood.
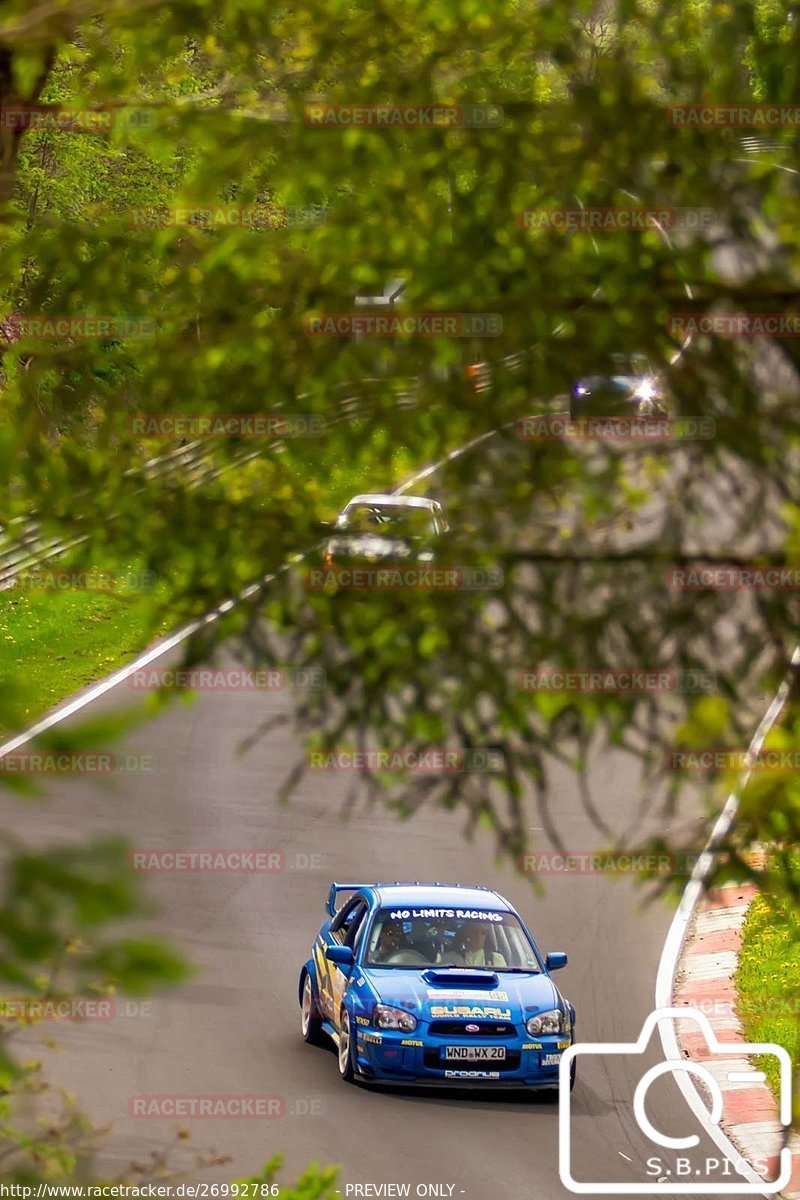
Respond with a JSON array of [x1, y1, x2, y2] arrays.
[[361, 967, 562, 1023]]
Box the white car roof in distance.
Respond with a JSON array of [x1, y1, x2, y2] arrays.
[[343, 493, 440, 509]]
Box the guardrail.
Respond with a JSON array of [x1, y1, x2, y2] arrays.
[[0, 433, 285, 588], [740, 135, 788, 155]]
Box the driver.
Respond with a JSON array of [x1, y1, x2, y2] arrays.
[[373, 919, 405, 962]]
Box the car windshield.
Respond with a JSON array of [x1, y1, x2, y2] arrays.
[[577, 375, 637, 391], [364, 907, 541, 971], [337, 504, 437, 538], [608, 351, 652, 376]]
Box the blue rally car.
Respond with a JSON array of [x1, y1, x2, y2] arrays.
[[299, 882, 576, 1090]]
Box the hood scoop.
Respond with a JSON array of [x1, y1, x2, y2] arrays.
[[423, 969, 500, 989]]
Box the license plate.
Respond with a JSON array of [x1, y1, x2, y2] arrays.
[[443, 1045, 506, 1061]]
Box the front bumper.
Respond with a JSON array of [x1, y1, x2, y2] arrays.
[[353, 1026, 572, 1087]]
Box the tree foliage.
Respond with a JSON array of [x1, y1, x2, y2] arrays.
[[1, 0, 800, 1168]]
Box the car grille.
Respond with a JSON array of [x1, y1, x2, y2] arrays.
[[428, 1020, 517, 1037], [424, 1049, 522, 1072]]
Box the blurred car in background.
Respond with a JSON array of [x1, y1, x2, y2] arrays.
[[569, 353, 667, 421], [322, 493, 448, 567]]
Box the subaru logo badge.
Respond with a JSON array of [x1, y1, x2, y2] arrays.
[[465, 1023, 480, 1033]]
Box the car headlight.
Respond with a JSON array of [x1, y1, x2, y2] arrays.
[[526, 1009, 565, 1036], [634, 378, 657, 402], [374, 1004, 418, 1032]]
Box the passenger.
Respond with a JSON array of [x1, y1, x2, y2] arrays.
[[460, 922, 507, 967]]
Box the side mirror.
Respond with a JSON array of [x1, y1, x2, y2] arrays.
[[546, 951, 568, 972], [327, 944, 355, 973]]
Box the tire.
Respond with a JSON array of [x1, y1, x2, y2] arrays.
[[337, 1007, 355, 1082], [570, 1056, 577, 1092], [300, 972, 323, 1045]]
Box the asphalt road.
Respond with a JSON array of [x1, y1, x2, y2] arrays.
[[4, 426, 777, 1200]]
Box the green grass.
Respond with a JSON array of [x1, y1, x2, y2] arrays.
[[736, 889, 800, 1097], [0, 567, 172, 733]]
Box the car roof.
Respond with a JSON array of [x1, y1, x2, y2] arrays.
[[343, 493, 439, 509], [371, 883, 512, 910]]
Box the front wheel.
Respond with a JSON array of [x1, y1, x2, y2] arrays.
[[337, 1008, 355, 1082], [301, 973, 323, 1045], [570, 1056, 577, 1091]]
